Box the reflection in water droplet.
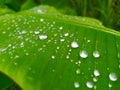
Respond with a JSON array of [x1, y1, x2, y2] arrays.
[[71, 41, 79, 48], [93, 51, 100, 58], [74, 82, 80, 88], [94, 69, 100, 77], [109, 73, 117, 81], [76, 69, 80, 74], [86, 81, 93, 88], [80, 50, 88, 58], [39, 34, 47, 40]]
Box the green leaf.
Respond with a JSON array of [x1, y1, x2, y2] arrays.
[[0, 6, 15, 16], [0, 5, 120, 90]]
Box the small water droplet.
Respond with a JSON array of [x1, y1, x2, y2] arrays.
[[66, 55, 69, 59], [94, 85, 97, 89], [34, 31, 39, 34], [25, 52, 29, 56], [64, 33, 69, 37], [14, 62, 18, 66], [109, 72, 117, 81], [21, 30, 27, 34], [51, 55, 55, 59], [94, 69, 100, 77], [59, 26, 63, 30], [80, 50, 88, 58], [39, 34, 47, 40], [93, 77, 98, 82], [108, 83, 112, 88], [76, 69, 80, 74], [37, 9, 43, 13], [60, 38, 65, 42], [86, 81, 93, 88], [87, 40, 91, 43], [57, 47, 60, 50], [74, 82, 80, 88], [52, 69, 55, 72], [40, 18, 44, 22], [93, 51, 100, 58], [20, 42, 24, 47], [71, 41, 79, 48]]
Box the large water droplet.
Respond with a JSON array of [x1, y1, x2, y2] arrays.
[[109, 73, 117, 81], [74, 82, 80, 88], [93, 51, 100, 58], [71, 41, 79, 48], [94, 69, 100, 77], [39, 34, 47, 40], [86, 81, 93, 88], [80, 50, 88, 58]]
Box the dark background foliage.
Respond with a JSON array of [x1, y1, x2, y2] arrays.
[[0, 0, 120, 31]]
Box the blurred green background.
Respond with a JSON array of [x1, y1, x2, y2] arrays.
[[0, 0, 120, 31]]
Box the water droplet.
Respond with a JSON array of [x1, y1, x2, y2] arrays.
[[86, 81, 93, 88], [51, 55, 55, 59], [40, 18, 44, 22], [94, 85, 97, 89], [87, 40, 91, 43], [108, 83, 112, 88], [39, 34, 47, 40], [34, 31, 39, 34], [94, 69, 100, 77], [14, 62, 18, 66], [20, 42, 24, 47], [21, 30, 27, 34], [37, 9, 43, 13], [109, 73, 117, 81], [71, 41, 79, 48], [74, 82, 80, 88], [59, 26, 63, 30], [25, 52, 29, 56], [64, 33, 69, 37], [66, 55, 69, 59], [52, 69, 55, 72], [76, 69, 80, 74], [93, 77, 98, 82], [93, 51, 100, 58], [80, 50, 88, 58], [60, 39, 65, 42], [57, 47, 60, 50]]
